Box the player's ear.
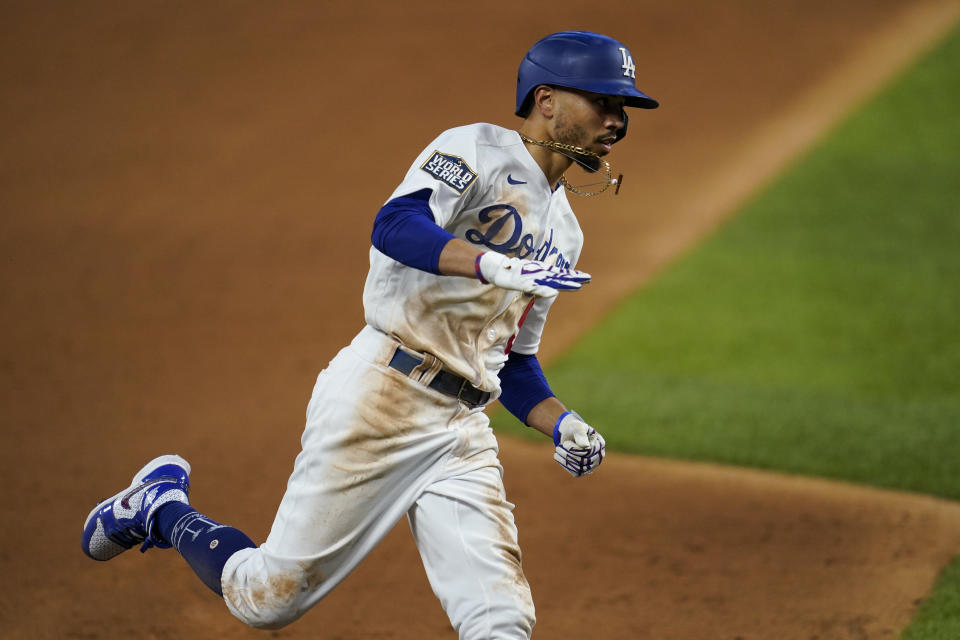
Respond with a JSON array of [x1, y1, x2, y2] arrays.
[[532, 85, 556, 118]]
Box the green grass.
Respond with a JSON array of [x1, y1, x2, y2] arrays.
[[493, 22, 960, 639], [904, 559, 960, 640]]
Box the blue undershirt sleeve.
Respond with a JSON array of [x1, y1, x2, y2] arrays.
[[371, 188, 455, 275], [498, 351, 555, 425]]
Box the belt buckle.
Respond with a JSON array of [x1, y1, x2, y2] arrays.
[[455, 377, 475, 407]]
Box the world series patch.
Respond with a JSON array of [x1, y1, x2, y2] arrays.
[[420, 151, 478, 194]]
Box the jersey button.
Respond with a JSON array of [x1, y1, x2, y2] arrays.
[[487, 329, 496, 340]]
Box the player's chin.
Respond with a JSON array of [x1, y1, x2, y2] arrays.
[[577, 154, 603, 173]]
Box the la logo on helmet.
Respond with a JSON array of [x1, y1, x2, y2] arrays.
[[618, 47, 636, 79]]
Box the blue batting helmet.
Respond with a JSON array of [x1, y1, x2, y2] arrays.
[[515, 31, 659, 117]]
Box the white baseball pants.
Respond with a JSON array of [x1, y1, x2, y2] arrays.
[[220, 325, 536, 638]]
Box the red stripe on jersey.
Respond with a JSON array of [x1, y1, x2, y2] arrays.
[[505, 297, 537, 355]]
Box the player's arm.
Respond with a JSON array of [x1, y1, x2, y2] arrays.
[[523, 395, 569, 438], [437, 237, 487, 277], [371, 189, 454, 275], [500, 350, 606, 477], [371, 190, 590, 297]]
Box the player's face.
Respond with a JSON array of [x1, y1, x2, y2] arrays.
[[551, 88, 626, 156]]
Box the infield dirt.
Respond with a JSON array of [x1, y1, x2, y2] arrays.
[[2, 2, 960, 638]]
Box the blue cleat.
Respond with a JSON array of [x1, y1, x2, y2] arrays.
[[82, 454, 191, 561]]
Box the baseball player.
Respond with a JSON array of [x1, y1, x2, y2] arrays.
[[81, 31, 657, 639]]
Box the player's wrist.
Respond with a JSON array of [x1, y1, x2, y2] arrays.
[[475, 253, 489, 283], [553, 411, 573, 446]]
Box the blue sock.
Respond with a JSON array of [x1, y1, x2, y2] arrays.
[[153, 502, 256, 596]]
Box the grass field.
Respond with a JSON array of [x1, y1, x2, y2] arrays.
[[492, 22, 960, 639]]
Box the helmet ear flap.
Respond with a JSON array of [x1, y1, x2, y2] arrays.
[[614, 109, 629, 142]]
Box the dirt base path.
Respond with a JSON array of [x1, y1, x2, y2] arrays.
[[2, 2, 959, 639]]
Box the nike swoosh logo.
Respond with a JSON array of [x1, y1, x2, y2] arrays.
[[119, 477, 175, 509], [507, 174, 526, 185]]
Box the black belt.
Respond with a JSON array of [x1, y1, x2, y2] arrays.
[[388, 348, 491, 408]]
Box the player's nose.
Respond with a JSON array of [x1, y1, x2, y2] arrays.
[[603, 106, 625, 131]]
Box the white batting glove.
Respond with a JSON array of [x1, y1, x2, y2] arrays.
[[475, 252, 591, 298], [553, 411, 606, 477]]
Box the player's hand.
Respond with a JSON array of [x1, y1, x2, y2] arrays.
[[552, 411, 606, 477], [476, 252, 591, 298]]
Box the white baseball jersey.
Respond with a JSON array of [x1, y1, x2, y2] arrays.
[[362, 123, 584, 392], [225, 124, 582, 636]]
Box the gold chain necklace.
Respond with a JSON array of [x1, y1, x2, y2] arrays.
[[517, 132, 621, 196]]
